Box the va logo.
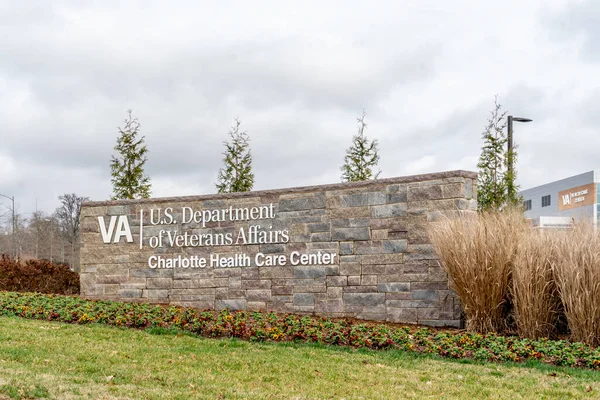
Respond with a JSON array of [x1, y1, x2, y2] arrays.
[[562, 194, 570, 206], [98, 216, 134, 244]]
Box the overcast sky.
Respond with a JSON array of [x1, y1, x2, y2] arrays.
[[1, 0, 599, 218]]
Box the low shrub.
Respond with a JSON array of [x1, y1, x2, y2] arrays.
[[1, 291, 599, 369], [0, 255, 80, 295]]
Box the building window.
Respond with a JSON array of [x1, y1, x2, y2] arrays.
[[542, 195, 551, 207], [524, 199, 532, 211]]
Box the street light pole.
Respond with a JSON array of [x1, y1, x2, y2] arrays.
[[0, 193, 15, 259], [506, 116, 532, 202]]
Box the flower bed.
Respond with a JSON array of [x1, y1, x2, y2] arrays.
[[2, 291, 599, 369]]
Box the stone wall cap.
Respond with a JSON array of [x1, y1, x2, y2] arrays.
[[83, 169, 477, 207]]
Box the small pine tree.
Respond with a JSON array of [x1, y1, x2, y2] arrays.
[[110, 110, 151, 200], [216, 118, 254, 193], [341, 110, 381, 182], [477, 96, 509, 211]]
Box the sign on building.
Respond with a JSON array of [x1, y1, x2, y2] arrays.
[[558, 183, 596, 211]]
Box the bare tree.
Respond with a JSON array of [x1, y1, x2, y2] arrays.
[[29, 210, 45, 259], [0, 223, 11, 256], [13, 212, 27, 261], [54, 193, 89, 271], [0, 198, 16, 257]]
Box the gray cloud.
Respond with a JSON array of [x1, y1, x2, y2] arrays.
[[0, 0, 599, 218], [543, 0, 600, 62]]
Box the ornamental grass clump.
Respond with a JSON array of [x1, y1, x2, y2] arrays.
[[428, 209, 527, 333], [552, 224, 600, 347], [512, 231, 561, 340]]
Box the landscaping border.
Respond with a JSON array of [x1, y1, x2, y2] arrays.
[[1, 291, 599, 369]]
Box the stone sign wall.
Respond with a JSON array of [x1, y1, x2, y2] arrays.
[[80, 170, 477, 327]]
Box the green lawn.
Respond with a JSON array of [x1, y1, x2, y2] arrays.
[[0, 316, 599, 399]]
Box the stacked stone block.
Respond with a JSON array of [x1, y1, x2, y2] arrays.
[[80, 170, 477, 327]]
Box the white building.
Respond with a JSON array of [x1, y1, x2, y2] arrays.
[[519, 171, 599, 228]]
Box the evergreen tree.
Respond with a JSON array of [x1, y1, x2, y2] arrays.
[[216, 118, 254, 193], [341, 110, 381, 182], [110, 110, 151, 200], [477, 96, 514, 211]]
